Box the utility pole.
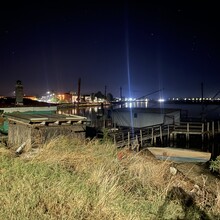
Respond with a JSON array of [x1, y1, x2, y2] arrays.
[[77, 78, 81, 114]]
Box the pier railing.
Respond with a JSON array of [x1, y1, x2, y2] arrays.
[[109, 121, 220, 149], [109, 123, 174, 149]]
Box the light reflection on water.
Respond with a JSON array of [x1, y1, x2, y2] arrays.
[[58, 101, 220, 121], [124, 101, 148, 108], [58, 102, 149, 122], [58, 106, 103, 124], [58, 106, 100, 115]]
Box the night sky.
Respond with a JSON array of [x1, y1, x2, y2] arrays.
[[0, 1, 220, 99]]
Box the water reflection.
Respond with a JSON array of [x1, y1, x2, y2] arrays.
[[58, 102, 149, 120], [123, 101, 148, 108], [58, 106, 104, 125]]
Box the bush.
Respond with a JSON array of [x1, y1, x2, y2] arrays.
[[210, 155, 220, 173]]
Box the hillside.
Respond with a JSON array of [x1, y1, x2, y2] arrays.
[[0, 137, 220, 219]]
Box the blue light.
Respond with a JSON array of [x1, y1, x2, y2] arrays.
[[125, 15, 134, 136]]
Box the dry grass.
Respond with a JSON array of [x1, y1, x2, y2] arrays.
[[0, 135, 219, 219]]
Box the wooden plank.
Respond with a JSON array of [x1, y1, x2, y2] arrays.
[[6, 112, 87, 125], [30, 117, 49, 122]]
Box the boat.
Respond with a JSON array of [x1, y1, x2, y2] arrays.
[[147, 147, 211, 162]]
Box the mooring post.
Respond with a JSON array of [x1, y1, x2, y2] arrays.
[[202, 123, 204, 143], [212, 121, 215, 139], [128, 132, 130, 149], [140, 129, 143, 147], [135, 135, 140, 151], [207, 122, 210, 141], [160, 125, 163, 145], [122, 132, 124, 145], [167, 125, 170, 143], [114, 134, 116, 146], [218, 121, 220, 133], [151, 127, 154, 145], [186, 122, 190, 143], [174, 132, 177, 143], [103, 119, 106, 129], [136, 134, 138, 142]]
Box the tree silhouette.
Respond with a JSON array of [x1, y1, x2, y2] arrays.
[[106, 93, 113, 102]]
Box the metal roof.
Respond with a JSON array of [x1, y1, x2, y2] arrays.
[[5, 112, 87, 125]]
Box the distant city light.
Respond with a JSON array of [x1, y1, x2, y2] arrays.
[[158, 98, 165, 102]]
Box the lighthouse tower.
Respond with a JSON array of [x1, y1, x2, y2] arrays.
[[15, 80, 24, 105]]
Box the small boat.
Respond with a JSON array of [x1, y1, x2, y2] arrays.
[[147, 147, 211, 162]]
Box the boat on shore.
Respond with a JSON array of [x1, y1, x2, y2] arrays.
[[147, 147, 211, 162]]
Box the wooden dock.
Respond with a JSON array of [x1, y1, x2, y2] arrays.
[[109, 121, 220, 150]]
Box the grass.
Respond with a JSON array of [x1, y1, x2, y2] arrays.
[[0, 136, 220, 219]]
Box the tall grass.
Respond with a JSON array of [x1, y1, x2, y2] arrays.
[[0, 136, 219, 219]]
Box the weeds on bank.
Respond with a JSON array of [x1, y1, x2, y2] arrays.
[[0, 135, 219, 219]]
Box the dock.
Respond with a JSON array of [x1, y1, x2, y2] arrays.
[[109, 121, 220, 150]]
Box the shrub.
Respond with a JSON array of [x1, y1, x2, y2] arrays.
[[210, 155, 220, 173]]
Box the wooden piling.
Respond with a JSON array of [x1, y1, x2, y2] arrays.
[[186, 122, 190, 143], [114, 134, 116, 146], [167, 125, 170, 143], [202, 123, 204, 143], [128, 132, 130, 149], [140, 129, 143, 147], [207, 122, 210, 140], [212, 121, 215, 138], [135, 135, 140, 151], [151, 127, 154, 145], [160, 125, 163, 145]]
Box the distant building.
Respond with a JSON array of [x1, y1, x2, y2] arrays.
[[15, 80, 24, 105], [24, 96, 37, 101], [57, 93, 72, 103], [83, 94, 92, 103]]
